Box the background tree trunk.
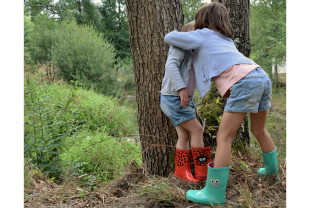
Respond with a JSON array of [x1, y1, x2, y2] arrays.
[[125, 0, 184, 176], [211, 0, 252, 149]]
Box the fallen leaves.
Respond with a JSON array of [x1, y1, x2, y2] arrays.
[[238, 198, 245, 202], [95, 192, 105, 204], [95, 192, 104, 200], [247, 162, 258, 168]]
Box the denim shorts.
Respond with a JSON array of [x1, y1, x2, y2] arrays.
[[224, 68, 272, 113], [160, 95, 196, 126]]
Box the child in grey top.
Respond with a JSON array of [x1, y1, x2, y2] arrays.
[[160, 21, 210, 183]]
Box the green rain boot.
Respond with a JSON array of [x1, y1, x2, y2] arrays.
[[186, 162, 230, 205], [257, 146, 280, 179]]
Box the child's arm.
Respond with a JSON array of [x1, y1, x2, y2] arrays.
[[164, 29, 206, 50], [165, 45, 187, 92]]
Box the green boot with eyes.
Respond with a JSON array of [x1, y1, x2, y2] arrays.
[[257, 146, 280, 179], [186, 162, 230, 205]]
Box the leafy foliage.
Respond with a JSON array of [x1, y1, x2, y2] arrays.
[[51, 15, 116, 95], [196, 83, 224, 146], [24, 75, 77, 179], [24, 16, 37, 70], [24, 0, 130, 60], [26, 12, 58, 64], [24, 16, 35, 48], [60, 130, 142, 186], [250, 0, 286, 87], [24, 0, 56, 18], [24, 73, 137, 180], [182, 0, 204, 23], [24, 0, 100, 26], [115, 57, 135, 94], [57, 0, 102, 28], [99, 0, 131, 59], [197, 83, 224, 127]]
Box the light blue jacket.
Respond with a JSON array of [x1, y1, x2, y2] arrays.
[[160, 45, 193, 96], [164, 28, 256, 97]]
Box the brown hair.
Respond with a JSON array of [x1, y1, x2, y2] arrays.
[[180, 21, 195, 32], [194, 2, 234, 39]]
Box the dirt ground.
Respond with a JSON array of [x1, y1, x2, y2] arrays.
[[24, 149, 286, 208]]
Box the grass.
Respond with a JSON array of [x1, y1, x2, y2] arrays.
[[24, 67, 286, 207], [137, 175, 187, 205], [278, 73, 286, 83], [24, 66, 142, 184], [119, 94, 139, 133]]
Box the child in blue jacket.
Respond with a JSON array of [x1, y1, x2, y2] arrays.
[[164, 2, 279, 205]]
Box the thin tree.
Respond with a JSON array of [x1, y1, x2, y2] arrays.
[[125, 0, 184, 176]]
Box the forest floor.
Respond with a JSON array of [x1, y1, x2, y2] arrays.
[[24, 153, 286, 208], [24, 74, 286, 208]]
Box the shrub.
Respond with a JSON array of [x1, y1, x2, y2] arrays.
[[51, 15, 116, 95], [27, 13, 59, 63], [60, 130, 142, 187], [116, 57, 135, 94], [197, 83, 224, 127], [24, 74, 137, 180], [24, 16, 34, 49]]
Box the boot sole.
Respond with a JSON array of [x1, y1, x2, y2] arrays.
[[174, 174, 199, 183], [187, 196, 225, 205]]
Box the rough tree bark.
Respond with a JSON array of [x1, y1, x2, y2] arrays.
[[125, 0, 184, 176], [211, 0, 252, 149]]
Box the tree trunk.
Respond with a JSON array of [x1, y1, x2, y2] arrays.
[[76, 0, 82, 13], [213, 0, 251, 57], [125, 0, 184, 176], [211, 0, 251, 149], [118, 1, 121, 31]]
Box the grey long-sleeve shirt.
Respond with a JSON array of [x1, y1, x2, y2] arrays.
[[160, 45, 193, 96]]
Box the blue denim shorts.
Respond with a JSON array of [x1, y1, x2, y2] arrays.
[[224, 68, 272, 113], [160, 95, 196, 126]]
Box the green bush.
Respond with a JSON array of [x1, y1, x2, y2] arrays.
[[197, 83, 224, 127], [24, 75, 137, 180], [24, 75, 73, 179], [51, 15, 116, 95], [24, 16, 34, 49], [60, 130, 142, 187], [116, 57, 135, 94], [27, 12, 59, 63]]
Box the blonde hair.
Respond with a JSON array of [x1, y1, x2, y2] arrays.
[[180, 21, 195, 32]]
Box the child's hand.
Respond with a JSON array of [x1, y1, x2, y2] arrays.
[[178, 88, 189, 107]]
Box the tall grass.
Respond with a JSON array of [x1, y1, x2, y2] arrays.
[[24, 71, 141, 184]]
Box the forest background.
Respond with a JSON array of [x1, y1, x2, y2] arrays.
[[0, 0, 307, 207]]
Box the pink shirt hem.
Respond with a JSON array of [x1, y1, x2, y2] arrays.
[[213, 64, 260, 98]]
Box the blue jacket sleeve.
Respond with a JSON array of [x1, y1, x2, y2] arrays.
[[164, 30, 205, 50]]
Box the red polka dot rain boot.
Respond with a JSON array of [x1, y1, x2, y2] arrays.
[[192, 146, 211, 181], [174, 148, 199, 183]]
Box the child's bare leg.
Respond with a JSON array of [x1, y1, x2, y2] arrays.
[[214, 112, 247, 168], [175, 125, 190, 150], [250, 110, 275, 153], [179, 118, 204, 148]]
